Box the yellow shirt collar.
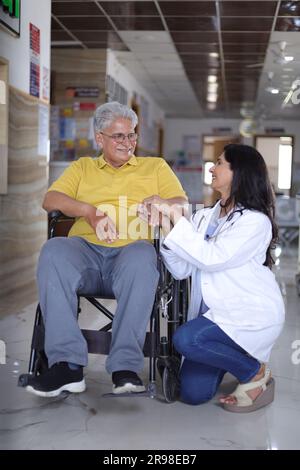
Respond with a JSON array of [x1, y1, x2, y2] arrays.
[[97, 154, 138, 169]]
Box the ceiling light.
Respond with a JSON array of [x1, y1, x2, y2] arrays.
[[209, 52, 219, 58], [207, 92, 218, 102], [265, 86, 279, 94], [285, 2, 297, 12], [208, 83, 218, 93], [207, 75, 217, 83], [285, 56, 294, 62], [207, 102, 216, 110]]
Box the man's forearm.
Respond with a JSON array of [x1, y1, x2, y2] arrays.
[[42, 191, 96, 219]]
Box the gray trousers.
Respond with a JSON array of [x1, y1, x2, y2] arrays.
[[37, 236, 159, 373]]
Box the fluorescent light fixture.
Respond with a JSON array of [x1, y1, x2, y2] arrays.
[[266, 87, 279, 94], [207, 92, 218, 102], [208, 83, 218, 93], [207, 75, 217, 83], [285, 56, 294, 62], [209, 52, 219, 58]]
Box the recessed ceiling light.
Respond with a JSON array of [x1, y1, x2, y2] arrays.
[[208, 83, 218, 93], [207, 75, 217, 83], [207, 92, 218, 102]]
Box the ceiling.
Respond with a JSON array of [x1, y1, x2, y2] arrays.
[[51, 1, 300, 120]]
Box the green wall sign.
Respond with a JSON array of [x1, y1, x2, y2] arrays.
[[0, 0, 20, 36]]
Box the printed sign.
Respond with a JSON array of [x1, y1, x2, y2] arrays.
[[66, 87, 100, 98], [29, 23, 40, 98]]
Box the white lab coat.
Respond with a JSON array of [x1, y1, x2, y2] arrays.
[[161, 201, 285, 362]]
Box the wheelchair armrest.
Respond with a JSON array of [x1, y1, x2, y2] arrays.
[[48, 210, 75, 239], [48, 210, 64, 220], [48, 210, 74, 222]]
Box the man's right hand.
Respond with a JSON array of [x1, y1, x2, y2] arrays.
[[84, 206, 118, 244]]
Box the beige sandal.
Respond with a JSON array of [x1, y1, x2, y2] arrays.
[[222, 367, 275, 413]]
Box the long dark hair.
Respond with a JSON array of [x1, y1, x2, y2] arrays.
[[222, 144, 278, 269]]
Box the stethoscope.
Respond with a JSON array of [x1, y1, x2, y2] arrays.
[[193, 206, 244, 241]]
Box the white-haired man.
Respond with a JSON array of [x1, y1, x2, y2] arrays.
[[26, 101, 187, 397]]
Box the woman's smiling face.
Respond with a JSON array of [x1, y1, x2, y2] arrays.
[[210, 153, 233, 199]]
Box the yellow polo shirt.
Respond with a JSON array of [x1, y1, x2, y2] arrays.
[[48, 155, 187, 247]]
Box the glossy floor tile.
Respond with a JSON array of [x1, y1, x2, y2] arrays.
[[0, 248, 299, 450]]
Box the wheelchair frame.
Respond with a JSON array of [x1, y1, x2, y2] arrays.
[[19, 210, 189, 402]]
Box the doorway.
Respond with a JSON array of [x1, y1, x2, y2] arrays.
[[255, 135, 294, 196]]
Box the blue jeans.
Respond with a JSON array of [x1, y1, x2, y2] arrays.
[[173, 316, 261, 405]]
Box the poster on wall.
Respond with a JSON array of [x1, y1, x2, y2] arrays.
[[29, 23, 40, 98]]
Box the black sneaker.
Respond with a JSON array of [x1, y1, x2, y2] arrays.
[[112, 370, 146, 394], [25, 362, 86, 398]]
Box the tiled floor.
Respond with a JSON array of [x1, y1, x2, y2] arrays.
[[0, 248, 299, 450]]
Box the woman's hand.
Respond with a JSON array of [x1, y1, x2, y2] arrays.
[[137, 195, 187, 228]]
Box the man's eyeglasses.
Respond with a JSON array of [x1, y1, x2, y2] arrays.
[[100, 132, 138, 144]]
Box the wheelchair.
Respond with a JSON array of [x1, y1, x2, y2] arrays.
[[18, 210, 189, 402]]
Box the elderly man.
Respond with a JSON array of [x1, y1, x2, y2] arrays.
[[26, 101, 187, 397]]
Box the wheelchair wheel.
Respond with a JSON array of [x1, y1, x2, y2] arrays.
[[161, 357, 180, 403], [18, 351, 48, 388]]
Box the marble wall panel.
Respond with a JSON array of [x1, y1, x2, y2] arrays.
[[0, 87, 48, 300]]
